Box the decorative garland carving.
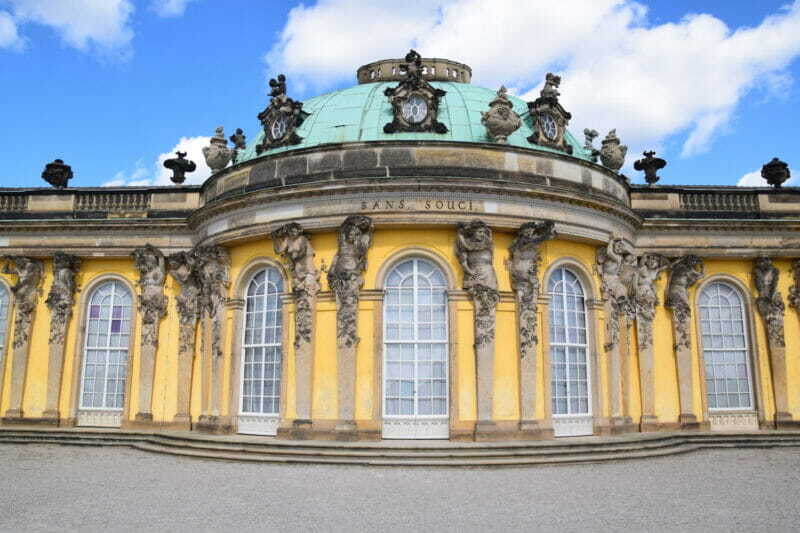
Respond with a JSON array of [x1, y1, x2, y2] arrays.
[[327, 216, 373, 348], [753, 257, 785, 348], [456, 220, 499, 347], [596, 237, 636, 351], [132, 245, 168, 349], [45, 253, 80, 345], [506, 221, 554, 357], [383, 50, 448, 134], [789, 259, 800, 310], [195, 245, 230, 358], [2, 256, 43, 350], [256, 74, 308, 154], [665, 255, 704, 350], [272, 222, 320, 347], [167, 251, 202, 347]]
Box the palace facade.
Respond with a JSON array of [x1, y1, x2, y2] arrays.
[[1, 52, 799, 441]]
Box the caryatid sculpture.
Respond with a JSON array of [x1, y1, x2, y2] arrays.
[[456, 220, 499, 346], [753, 257, 785, 348], [132, 245, 168, 348], [2, 256, 44, 418], [506, 220, 555, 357], [45, 253, 81, 345], [195, 245, 230, 359], [42, 252, 81, 419], [167, 251, 202, 347], [664, 254, 705, 350], [327, 215, 374, 348], [272, 222, 320, 346], [790, 259, 800, 310], [328, 215, 373, 433], [634, 253, 672, 349], [596, 236, 637, 350], [131, 244, 167, 422], [456, 220, 499, 432], [2, 256, 44, 350]]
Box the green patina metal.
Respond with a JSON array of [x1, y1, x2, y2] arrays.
[[238, 81, 592, 163]]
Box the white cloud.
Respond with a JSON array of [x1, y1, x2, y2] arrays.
[[737, 167, 797, 187], [151, 0, 198, 18], [105, 136, 212, 187], [0, 10, 23, 50], [267, 0, 800, 159], [4, 0, 134, 56]]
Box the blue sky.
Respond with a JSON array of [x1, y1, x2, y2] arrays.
[[1, 0, 798, 188]]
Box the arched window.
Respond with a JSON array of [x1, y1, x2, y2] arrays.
[[548, 267, 591, 437], [383, 258, 449, 439], [699, 282, 754, 411], [0, 284, 9, 357], [238, 267, 284, 436], [78, 280, 133, 427]]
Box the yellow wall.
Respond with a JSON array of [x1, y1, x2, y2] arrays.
[[2, 229, 796, 435]]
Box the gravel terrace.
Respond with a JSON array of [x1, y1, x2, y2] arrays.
[[1, 444, 799, 532]]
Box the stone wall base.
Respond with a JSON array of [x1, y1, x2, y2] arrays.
[[195, 415, 233, 435]]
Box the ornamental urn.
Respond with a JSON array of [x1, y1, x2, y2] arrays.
[[41, 159, 73, 188], [163, 151, 197, 184], [600, 129, 627, 172], [633, 151, 667, 186], [202, 126, 232, 173], [480, 86, 521, 144], [761, 157, 790, 188]]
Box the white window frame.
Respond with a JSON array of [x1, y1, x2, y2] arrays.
[[548, 266, 592, 437], [382, 258, 449, 439], [77, 280, 132, 427], [699, 281, 755, 412], [238, 267, 283, 436]]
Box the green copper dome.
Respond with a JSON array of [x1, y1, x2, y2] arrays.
[[237, 81, 593, 163]]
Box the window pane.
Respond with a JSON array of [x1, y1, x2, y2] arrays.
[[548, 267, 590, 416], [383, 259, 449, 421], [699, 282, 753, 412]]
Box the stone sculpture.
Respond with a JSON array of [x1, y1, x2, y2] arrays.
[[328, 216, 373, 348], [41, 159, 73, 189], [202, 127, 232, 174], [596, 237, 637, 350], [583, 129, 600, 162], [196, 245, 230, 355], [761, 157, 791, 188], [789, 259, 800, 310], [229, 128, 247, 164], [664, 255, 704, 350], [45, 253, 80, 345], [256, 74, 308, 153], [272, 222, 320, 346], [753, 257, 785, 347], [132, 245, 168, 348], [2, 256, 44, 350], [168, 251, 201, 346], [481, 86, 521, 144], [634, 151, 667, 186], [600, 130, 628, 172], [456, 220, 499, 346], [634, 253, 671, 349], [506, 220, 555, 357], [163, 151, 196, 185], [384, 49, 448, 134], [527, 73, 573, 154]]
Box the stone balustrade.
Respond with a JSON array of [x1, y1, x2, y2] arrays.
[[631, 186, 800, 217]]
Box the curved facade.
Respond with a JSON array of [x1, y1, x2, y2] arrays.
[[1, 54, 799, 441]]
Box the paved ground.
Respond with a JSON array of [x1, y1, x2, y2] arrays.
[[1, 444, 799, 532]]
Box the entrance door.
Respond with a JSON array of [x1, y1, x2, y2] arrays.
[[382, 259, 449, 439]]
